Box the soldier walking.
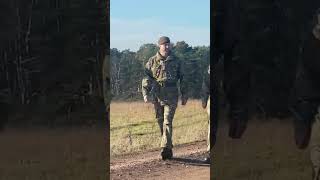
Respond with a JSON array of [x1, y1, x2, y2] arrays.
[[202, 65, 211, 163], [142, 36, 188, 160], [290, 9, 320, 180]]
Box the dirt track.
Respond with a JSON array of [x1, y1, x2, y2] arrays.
[[110, 141, 210, 180]]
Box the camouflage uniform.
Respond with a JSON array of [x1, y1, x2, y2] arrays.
[[308, 11, 320, 180], [290, 8, 320, 180], [311, 107, 320, 180], [214, 0, 254, 139], [215, 0, 303, 139], [202, 65, 211, 152], [142, 51, 188, 151]]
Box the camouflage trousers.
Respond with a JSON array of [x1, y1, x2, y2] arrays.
[[154, 101, 177, 149], [311, 106, 320, 180], [207, 98, 211, 152]]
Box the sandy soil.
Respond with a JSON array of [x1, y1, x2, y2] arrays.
[[110, 141, 211, 180]]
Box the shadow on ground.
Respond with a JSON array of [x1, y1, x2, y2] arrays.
[[171, 157, 210, 167]]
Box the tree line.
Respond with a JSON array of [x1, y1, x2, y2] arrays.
[[110, 42, 210, 101]]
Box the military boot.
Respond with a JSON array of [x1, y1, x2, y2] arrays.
[[204, 152, 211, 164], [161, 147, 173, 160]]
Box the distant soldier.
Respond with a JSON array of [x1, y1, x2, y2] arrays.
[[290, 9, 320, 180], [202, 65, 211, 163], [142, 36, 188, 160]]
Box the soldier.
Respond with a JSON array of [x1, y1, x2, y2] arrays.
[[304, 10, 320, 180], [214, 0, 250, 139], [311, 105, 320, 179], [142, 36, 188, 160], [202, 65, 211, 163], [290, 9, 320, 180]]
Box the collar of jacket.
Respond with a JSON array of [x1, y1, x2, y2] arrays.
[[156, 51, 174, 62]]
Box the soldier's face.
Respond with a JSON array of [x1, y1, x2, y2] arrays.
[[159, 43, 171, 57]]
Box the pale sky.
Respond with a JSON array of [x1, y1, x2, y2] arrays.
[[110, 0, 210, 51]]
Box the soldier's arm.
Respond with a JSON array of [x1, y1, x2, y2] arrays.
[[141, 59, 154, 99], [201, 66, 210, 107]]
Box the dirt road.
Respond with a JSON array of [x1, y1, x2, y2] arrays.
[[110, 141, 210, 180]]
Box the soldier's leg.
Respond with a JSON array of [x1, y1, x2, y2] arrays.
[[161, 103, 177, 149], [310, 106, 320, 180], [105, 109, 110, 177], [224, 49, 250, 139], [204, 101, 211, 164], [154, 101, 164, 136], [207, 98, 211, 152]]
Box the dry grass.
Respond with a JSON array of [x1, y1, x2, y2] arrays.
[[110, 100, 209, 157], [0, 128, 107, 180], [213, 118, 312, 180]]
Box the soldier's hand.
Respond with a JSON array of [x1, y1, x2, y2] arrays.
[[181, 97, 188, 105], [143, 96, 149, 103]]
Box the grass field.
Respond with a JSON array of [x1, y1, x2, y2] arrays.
[[110, 100, 209, 156], [0, 128, 107, 180], [1, 101, 313, 179], [213, 118, 313, 180]]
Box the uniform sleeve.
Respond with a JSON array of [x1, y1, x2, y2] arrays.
[[141, 59, 154, 98], [202, 66, 210, 103]]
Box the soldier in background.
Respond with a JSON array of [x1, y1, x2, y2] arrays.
[[202, 65, 211, 163], [214, 0, 250, 139], [290, 9, 320, 180], [310, 12, 320, 180], [142, 36, 188, 160]]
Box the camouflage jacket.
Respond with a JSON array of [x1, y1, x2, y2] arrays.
[[292, 10, 320, 102], [102, 55, 111, 109], [142, 52, 188, 105], [289, 11, 320, 122], [202, 65, 210, 104]]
